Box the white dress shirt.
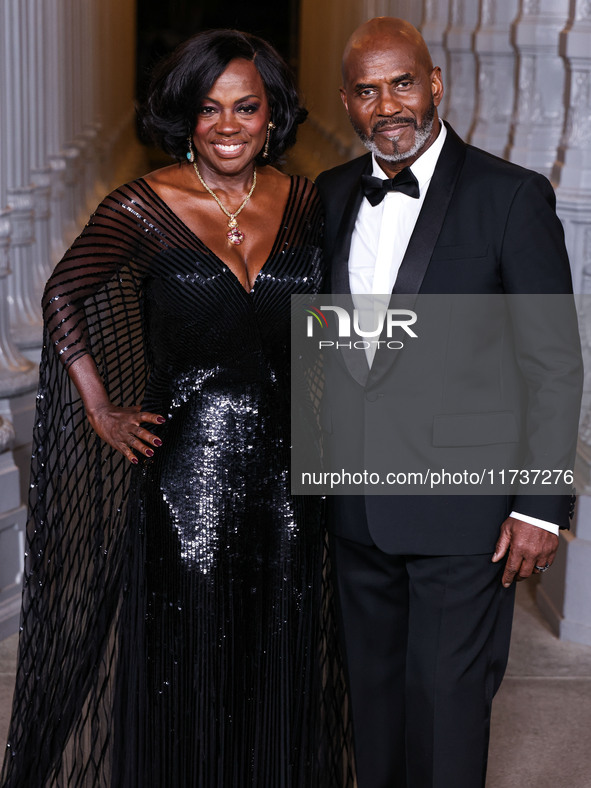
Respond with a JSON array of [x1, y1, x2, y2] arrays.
[[347, 122, 558, 537]]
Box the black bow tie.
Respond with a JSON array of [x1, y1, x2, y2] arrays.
[[361, 167, 420, 206]]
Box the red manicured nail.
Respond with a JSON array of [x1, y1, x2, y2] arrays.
[[153, 439, 162, 447], [156, 417, 166, 424], [131, 457, 138, 465], [146, 449, 154, 457]]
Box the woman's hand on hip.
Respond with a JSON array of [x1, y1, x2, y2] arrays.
[[86, 403, 165, 464]]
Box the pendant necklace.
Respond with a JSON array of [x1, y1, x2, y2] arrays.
[[192, 161, 256, 245]]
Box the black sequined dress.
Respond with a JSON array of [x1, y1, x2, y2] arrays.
[[1, 176, 353, 787]]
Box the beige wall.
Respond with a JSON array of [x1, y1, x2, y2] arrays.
[[289, 0, 365, 177]]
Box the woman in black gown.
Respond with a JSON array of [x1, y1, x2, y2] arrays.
[[1, 30, 352, 787]]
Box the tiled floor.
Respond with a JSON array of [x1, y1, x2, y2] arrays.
[[1, 579, 590, 786]]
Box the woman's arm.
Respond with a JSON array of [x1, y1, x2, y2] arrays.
[[44, 182, 168, 462]]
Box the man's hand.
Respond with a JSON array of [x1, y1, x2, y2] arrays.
[[491, 516, 559, 588]]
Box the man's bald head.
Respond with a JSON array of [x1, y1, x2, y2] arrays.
[[342, 17, 433, 85], [338, 16, 443, 176]]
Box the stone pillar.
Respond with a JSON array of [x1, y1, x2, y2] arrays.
[[507, 0, 570, 178], [537, 496, 591, 647], [79, 0, 101, 214], [29, 0, 53, 287], [66, 0, 97, 224], [45, 0, 68, 263], [552, 3, 591, 289], [537, 2, 591, 647], [3, 0, 44, 352], [0, 0, 142, 641], [0, 217, 38, 397], [0, 60, 36, 635], [421, 0, 451, 118], [0, 415, 26, 641], [471, 0, 521, 157], [61, 0, 83, 244], [0, 0, 38, 396], [443, 0, 481, 141]]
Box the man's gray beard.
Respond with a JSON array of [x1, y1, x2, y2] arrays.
[[353, 105, 436, 163]]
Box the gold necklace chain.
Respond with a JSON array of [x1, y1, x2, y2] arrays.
[[192, 161, 256, 245]]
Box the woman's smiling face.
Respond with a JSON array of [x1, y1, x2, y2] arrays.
[[191, 58, 271, 178]]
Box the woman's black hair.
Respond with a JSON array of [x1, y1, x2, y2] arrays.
[[139, 29, 307, 165]]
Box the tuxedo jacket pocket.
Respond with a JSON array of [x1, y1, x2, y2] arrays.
[[432, 411, 518, 446], [430, 244, 488, 261]]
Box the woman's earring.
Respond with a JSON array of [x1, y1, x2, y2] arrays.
[[186, 136, 195, 163], [263, 121, 275, 159]]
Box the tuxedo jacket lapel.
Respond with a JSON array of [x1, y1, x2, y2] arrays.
[[329, 156, 372, 386], [393, 123, 466, 295], [369, 124, 467, 385], [330, 155, 372, 294]]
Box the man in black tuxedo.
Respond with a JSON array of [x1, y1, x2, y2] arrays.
[[314, 17, 581, 788]]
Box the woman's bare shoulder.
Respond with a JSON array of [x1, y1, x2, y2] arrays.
[[140, 162, 199, 207], [142, 163, 184, 184], [142, 163, 193, 191]]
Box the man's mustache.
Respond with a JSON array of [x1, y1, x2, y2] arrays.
[[371, 118, 417, 135]]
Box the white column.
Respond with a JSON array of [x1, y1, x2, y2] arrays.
[[0, 414, 26, 641], [28, 0, 53, 286], [0, 0, 35, 395], [537, 3, 591, 647], [0, 28, 36, 633], [554, 4, 591, 199], [538, 471, 591, 647], [421, 0, 451, 118], [0, 281, 35, 643], [471, 0, 520, 157], [79, 0, 101, 214], [0, 217, 37, 396], [68, 0, 95, 224], [0, 0, 142, 640], [443, 0, 481, 141], [507, 0, 570, 178], [553, 3, 591, 292], [3, 0, 44, 352], [45, 0, 68, 263], [61, 0, 83, 244]]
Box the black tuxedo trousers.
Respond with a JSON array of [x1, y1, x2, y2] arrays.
[[330, 536, 516, 788]]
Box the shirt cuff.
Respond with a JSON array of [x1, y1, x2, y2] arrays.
[[510, 511, 559, 536]]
